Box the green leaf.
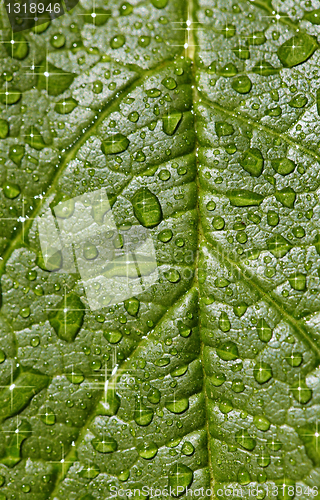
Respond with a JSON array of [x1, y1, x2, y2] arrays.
[[0, 0, 320, 498]]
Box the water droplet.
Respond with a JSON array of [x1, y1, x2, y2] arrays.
[[38, 62, 74, 96], [0, 119, 9, 139], [66, 369, 84, 384], [2, 182, 20, 199], [84, 7, 111, 25], [162, 77, 177, 90], [124, 297, 140, 317], [232, 75, 252, 94], [267, 234, 292, 257], [132, 187, 163, 228], [48, 293, 85, 342], [257, 319, 272, 342], [137, 441, 158, 459], [159, 169, 171, 181], [253, 362, 273, 384], [50, 33, 65, 48], [146, 88, 161, 98], [164, 269, 181, 283], [110, 34, 126, 49], [79, 463, 100, 479], [134, 399, 154, 426], [30, 336, 40, 347], [120, 2, 133, 15], [228, 190, 263, 207], [54, 199, 75, 219], [181, 441, 194, 456], [286, 351, 302, 367], [257, 453, 270, 467], [165, 398, 189, 414], [233, 303, 247, 317], [92, 436, 117, 453], [215, 121, 234, 137], [154, 356, 170, 367], [168, 464, 193, 494], [128, 111, 139, 122], [289, 94, 308, 108], [104, 330, 122, 344], [0, 350, 6, 364], [147, 387, 161, 404], [253, 415, 270, 431], [212, 216, 225, 230], [4, 33, 28, 59], [237, 468, 251, 485], [40, 407, 56, 425], [101, 133, 129, 154], [216, 341, 238, 361], [277, 34, 318, 68], [138, 36, 151, 47], [218, 63, 238, 77], [9, 145, 25, 165], [271, 158, 295, 175], [240, 148, 264, 177], [54, 98, 78, 115], [235, 429, 256, 450], [158, 229, 173, 242], [219, 399, 233, 414], [247, 31, 266, 45], [267, 211, 279, 227], [288, 272, 306, 291], [163, 111, 182, 136], [20, 307, 30, 318], [219, 312, 231, 332], [233, 45, 250, 60], [83, 242, 99, 260], [0, 89, 21, 105], [92, 80, 103, 94], [232, 379, 245, 393], [292, 226, 305, 238]]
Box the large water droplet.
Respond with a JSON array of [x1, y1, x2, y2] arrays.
[[9, 145, 25, 165], [40, 406, 56, 425], [38, 62, 75, 96], [124, 297, 140, 316], [227, 190, 263, 207], [2, 182, 20, 199], [267, 234, 292, 258], [288, 272, 306, 291], [232, 75, 252, 94], [165, 398, 189, 414], [216, 341, 238, 361], [101, 134, 129, 155], [253, 415, 270, 431], [235, 429, 256, 450], [240, 148, 264, 177], [110, 35, 126, 49], [271, 158, 295, 175], [48, 293, 85, 342], [277, 34, 318, 68], [163, 111, 182, 135], [215, 121, 234, 137], [54, 98, 78, 115], [257, 319, 272, 342], [168, 464, 193, 495], [132, 187, 163, 228], [92, 436, 117, 453], [137, 441, 158, 459], [253, 362, 273, 384], [134, 399, 154, 426]]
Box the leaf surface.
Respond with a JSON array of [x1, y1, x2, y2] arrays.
[[0, 0, 320, 499]]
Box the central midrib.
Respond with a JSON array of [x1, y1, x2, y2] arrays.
[[185, 0, 216, 495]]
